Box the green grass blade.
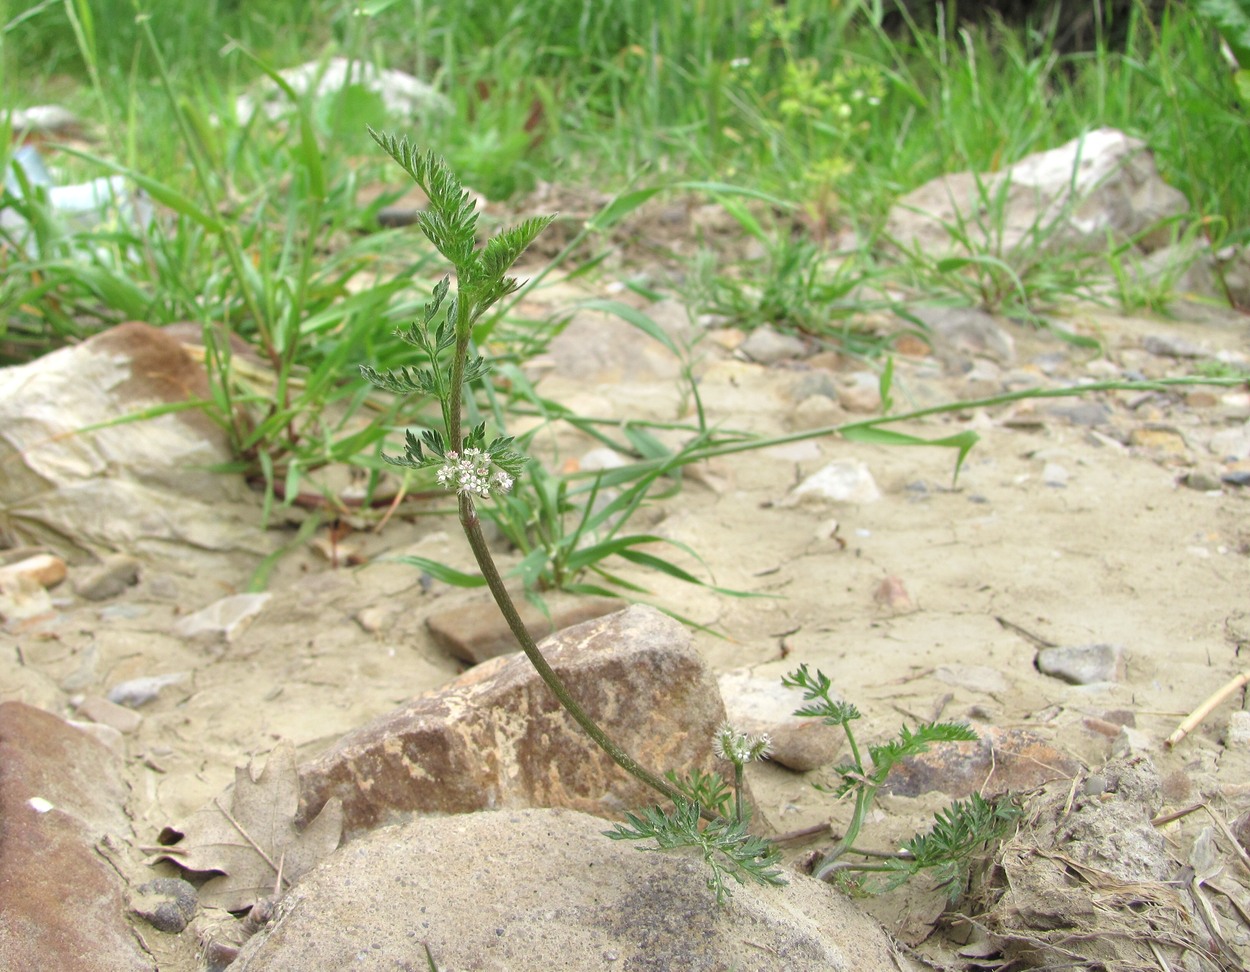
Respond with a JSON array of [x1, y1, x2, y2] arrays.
[[840, 425, 980, 482], [390, 555, 488, 588]]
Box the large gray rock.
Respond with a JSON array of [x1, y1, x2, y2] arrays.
[[231, 807, 924, 972], [0, 702, 152, 972], [887, 128, 1187, 258], [235, 57, 450, 123], [0, 322, 268, 560], [297, 605, 733, 837]]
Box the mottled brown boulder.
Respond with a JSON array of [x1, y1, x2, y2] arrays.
[[297, 605, 729, 837], [882, 726, 1079, 799], [0, 702, 151, 972], [425, 591, 624, 664]]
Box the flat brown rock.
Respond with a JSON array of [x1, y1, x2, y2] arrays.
[[297, 605, 730, 836], [0, 702, 151, 972], [425, 591, 623, 664], [882, 726, 1079, 799]]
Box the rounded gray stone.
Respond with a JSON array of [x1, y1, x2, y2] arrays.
[[1036, 643, 1125, 685], [131, 877, 197, 933]]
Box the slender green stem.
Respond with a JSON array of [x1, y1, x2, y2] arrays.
[[561, 375, 1249, 484], [733, 762, 745, 826], [448, 294, 471, 451], [446, 279, 706, 818], [821, 862, 900, 875], [456, 491, 693, 810], [815, 721, 870, 879]]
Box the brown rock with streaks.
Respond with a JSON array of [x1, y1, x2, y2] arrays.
[[882, 726, 1079, 799], [0, 702, 151, 972], [297, 605, 728, 838]]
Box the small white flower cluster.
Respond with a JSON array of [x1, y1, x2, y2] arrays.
[[712, 722, 773, 765], [435, 448, 514, 498]]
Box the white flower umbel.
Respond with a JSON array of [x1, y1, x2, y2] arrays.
[[436, 448, 515, 499], [712, 722, 773, 766], [713, 721, 772, 826]]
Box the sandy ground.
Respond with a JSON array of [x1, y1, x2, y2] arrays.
[[3, 279, 1249, 967]]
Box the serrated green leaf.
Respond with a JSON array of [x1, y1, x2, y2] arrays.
[[476, 214, 557, 287], [359, 364, 434, 396], [369, 130, 478, 269]]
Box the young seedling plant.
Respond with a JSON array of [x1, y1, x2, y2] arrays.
[[360, 130, 784, 902], [784, 664, 1021, 897]]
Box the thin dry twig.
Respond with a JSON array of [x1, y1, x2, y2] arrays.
[[994, 615, 1058, 649], [769, 821, 832, 844], [1166, 671, 1250, 748], [1152, 802, 1206, 828]]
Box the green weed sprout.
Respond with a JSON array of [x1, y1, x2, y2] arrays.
[[607, 725, 785, 906], [783, 664, 1019, 895], [361, 128, 693, 806], [361, 131, 790, 903], [605, 800, 785, 907]]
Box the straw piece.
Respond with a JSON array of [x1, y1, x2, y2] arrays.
[[1165, 671, 1250, 748]]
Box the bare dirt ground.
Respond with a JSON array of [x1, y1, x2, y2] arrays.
[[4, 269, 1250, 967]]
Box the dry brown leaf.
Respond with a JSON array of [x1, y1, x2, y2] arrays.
[[151, 741, 342, 912]]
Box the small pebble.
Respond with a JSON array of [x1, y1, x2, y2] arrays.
[[1129, 426, 1188, 456], [67, 720, 124, 754], [1042, 462, 1069, 487], [789, 370, 838, 403], [1208, 427, 1250, 461], [1112, 725, 1154, 756], [0, 554, 67, 589], [738, 326, 806, 364], [107, 672, 188, 708], [873, 575, 915, 612], [355, 607, 389, 634], [1141, 334, 1205, 358], [173, 592, 271, 643], [835, 372, 881, 413], [0, 571, 53, 622], [784, 460, 881, 506], [74, 555, 141, 601], [76, 695, 142, 734], [1046, 402, 1111, 428], [131, 878, 198, 933], [1182, 471, 1224, 492], [1036, 643, 1125, 685], [1223, 711, 1250, 749]]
